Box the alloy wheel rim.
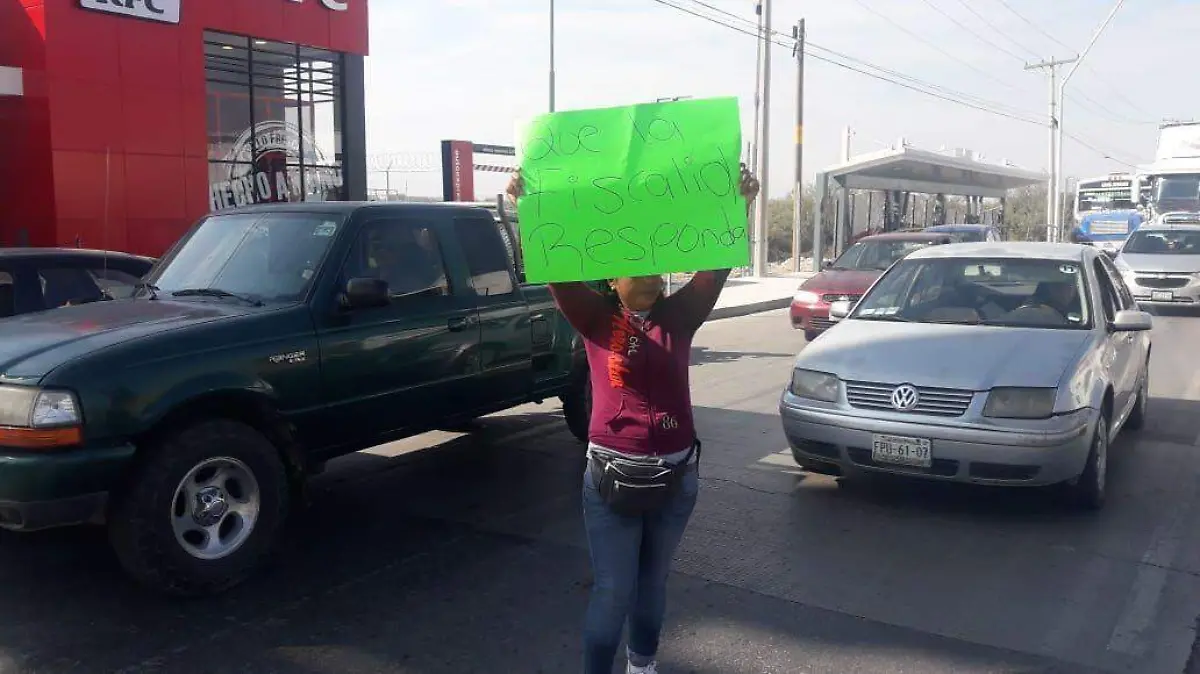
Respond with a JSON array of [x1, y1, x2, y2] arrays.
[[171, 457, 261, 561]]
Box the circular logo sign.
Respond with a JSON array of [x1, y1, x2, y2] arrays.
[[890, 384, 920, 411]]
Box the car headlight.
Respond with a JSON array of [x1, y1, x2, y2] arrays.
[[0, 387, 81, 428], [982, 387, 1056, 419], [790, 369, 840, 402], [793, 290, 821, 304]]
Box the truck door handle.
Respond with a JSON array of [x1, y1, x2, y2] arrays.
[[448, 316, 469, 332]]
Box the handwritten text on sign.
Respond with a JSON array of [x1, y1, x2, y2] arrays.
[[516, 97, 747, 282]]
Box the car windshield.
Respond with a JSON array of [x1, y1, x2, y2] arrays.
[[147, 212, 342, 302], [1122, 229, 1200, 255], [1155, 176, 1200, 211], [830, 239, 935, 271], [851, 256, 1092, 329]]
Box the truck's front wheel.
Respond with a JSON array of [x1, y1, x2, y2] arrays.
[[108, 419, 290, 596]]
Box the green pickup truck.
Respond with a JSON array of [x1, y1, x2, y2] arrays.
[[0, 202, 589, 595]]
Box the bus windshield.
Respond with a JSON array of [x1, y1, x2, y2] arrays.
[[1075, 177, 1136, 220]]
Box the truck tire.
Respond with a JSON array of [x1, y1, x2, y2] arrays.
[[562, 370, 592, 445], [108, 419, 290, 596]]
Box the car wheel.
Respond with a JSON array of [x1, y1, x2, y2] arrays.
[[1125, 361, 1149, 431], [108, 419, 290, 596], [561, 364, 592, 445], [1065, 414, 1108, 511]]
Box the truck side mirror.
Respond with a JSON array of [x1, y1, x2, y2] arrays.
[[342, 277, 390, 310]]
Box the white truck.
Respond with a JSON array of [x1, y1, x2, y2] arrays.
[[1134, 122, 1200, 226]]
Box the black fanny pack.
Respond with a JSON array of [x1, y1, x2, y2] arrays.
[[588, 440, 701, 517]]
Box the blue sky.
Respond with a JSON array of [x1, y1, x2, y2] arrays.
[[362, 0, 1196, 199]]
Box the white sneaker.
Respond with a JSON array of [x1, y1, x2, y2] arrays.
[[627, 662, 658, 674]]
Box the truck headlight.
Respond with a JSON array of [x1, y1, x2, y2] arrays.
[[790, 369, 840, 402], [0, 386, 82, 449], [982, 387, 1055, 419], [793, 290, 821, 305]]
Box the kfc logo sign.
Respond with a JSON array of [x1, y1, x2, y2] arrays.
[[79, 0, 181, 24], [287, 0, 350, 10]]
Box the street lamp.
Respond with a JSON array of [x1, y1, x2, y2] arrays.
[[1053, 0, 1127, 239]]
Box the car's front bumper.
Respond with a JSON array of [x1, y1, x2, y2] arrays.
[[0, 441, 135, 531], [790, 301, 833, 333], [778, 394, 1095, 486], [1121, 271, 1200, 307]]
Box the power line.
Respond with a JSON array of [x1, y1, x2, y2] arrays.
[[952, 0, 1043, 58], [919, 0, 1028, 63], [1061, 130, 1139, 167], [846, 0, 1018, 90], [989, 0, 1075, 52], [652, 0, 1040, 123]]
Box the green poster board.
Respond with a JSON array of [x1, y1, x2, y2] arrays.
[[516, 96, 748, 283]]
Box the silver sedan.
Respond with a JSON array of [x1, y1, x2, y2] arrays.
[[779, 242, 1152, 509], [1113, 223, 1200, 310]]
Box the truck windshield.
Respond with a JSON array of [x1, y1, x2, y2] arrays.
[[1155, 176, 1200, 211], [148, 212, 342, 302], [1122, 230, 1200, 255]]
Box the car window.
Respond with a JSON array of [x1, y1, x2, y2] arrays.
[[344, 218, 450, 298], [831, 240, 934, 271], [90, 266, 145, 299], [1122, 229, 1200, 254], [1092, 258, 1121, 320], [853, 257, 1091, 329], [0, 271, 12, 318], [1097, 255, 1135, 310], [453, 216, 515, 297], [38, 267, 107, 308], [151, 213, 341, 302]]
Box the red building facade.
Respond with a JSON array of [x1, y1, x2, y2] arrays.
[[0, 0, 369, 257]]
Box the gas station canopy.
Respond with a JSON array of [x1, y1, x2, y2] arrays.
[[823, 145, 1046, 198]]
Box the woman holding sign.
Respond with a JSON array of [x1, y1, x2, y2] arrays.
[[508, 166, 760, 674]]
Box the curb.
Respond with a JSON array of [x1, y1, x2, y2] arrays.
[[707, 297, 792, 322]]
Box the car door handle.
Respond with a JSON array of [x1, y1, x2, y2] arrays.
[[448, 316, 471, 332]]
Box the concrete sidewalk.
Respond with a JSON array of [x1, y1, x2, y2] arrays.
[[707, 273, 810, 321]]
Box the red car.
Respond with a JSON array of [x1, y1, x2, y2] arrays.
[[791, 232, 954, 341]]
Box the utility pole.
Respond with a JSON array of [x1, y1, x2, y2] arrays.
[[752, 0, 772, 277], [750, 1, 764, 177], [1026, 56, 1076, 242], [791, 18, 805, 272], [549, 0, 556, 111], [1055, 0, 1127, 239]]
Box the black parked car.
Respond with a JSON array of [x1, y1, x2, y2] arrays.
[[0, 248, 155, 319]]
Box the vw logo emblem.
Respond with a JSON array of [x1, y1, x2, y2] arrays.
[[890, 384, 920, 411]]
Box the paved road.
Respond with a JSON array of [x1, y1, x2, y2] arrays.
[[2, 309, 1200, 673]]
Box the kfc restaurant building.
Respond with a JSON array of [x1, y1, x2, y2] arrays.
[[0, 0, 369, 256]]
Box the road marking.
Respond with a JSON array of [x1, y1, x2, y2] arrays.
[[1107, 490, 1192, 655]]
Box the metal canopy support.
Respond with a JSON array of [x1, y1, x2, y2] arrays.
[[812, 171, 828, 267]]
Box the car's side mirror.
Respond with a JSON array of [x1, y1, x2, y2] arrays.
[[1111, 309, 1152, 332], [829, 300, 854, 320], [342, 277, 390, 310], [822, 259, 834, 269]]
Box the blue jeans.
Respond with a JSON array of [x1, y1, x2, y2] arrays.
[[582, 461, 699, 674]]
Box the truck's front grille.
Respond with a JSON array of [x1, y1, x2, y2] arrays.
[[845, 381, 974, 417]]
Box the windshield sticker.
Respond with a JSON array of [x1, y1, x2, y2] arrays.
[[301, 268, 314, 281], [880, 307, 899, 315], [859, 308, 878, 316], [1059, 264, 1079, 275], [314, 222, 338, 237], [1067, 313, 1082, 323]]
